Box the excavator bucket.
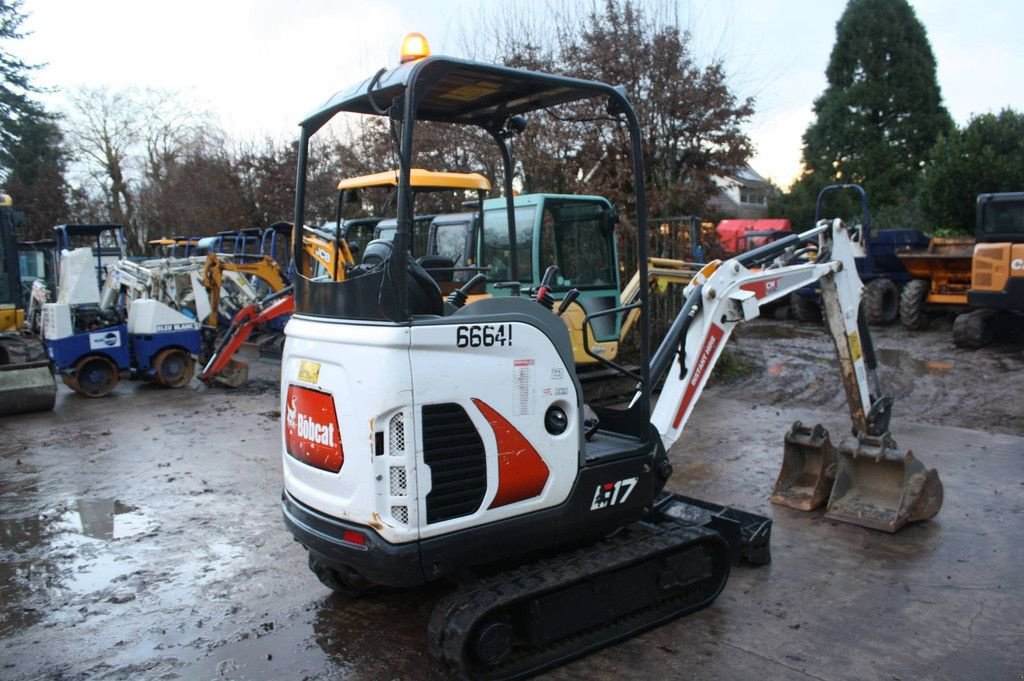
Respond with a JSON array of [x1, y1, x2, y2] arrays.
[[0, 361, 57, 416], [209, 358, 249, 388], [771, 422, 837, 511], [825, 439, 943, 533]]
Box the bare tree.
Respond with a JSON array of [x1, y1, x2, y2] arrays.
[[65, 87, 138, 239], [64, 86, 219, 253]]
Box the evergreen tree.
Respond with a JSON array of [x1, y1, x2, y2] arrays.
[[921, 109, 1024, 233], [1, 0, 46, 169], [0, 0, 68, 232], [786, 0, 952, 226], [3, 116, 68, 236]]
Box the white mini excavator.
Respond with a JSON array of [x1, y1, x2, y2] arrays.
[[278, 37, 943, 680]]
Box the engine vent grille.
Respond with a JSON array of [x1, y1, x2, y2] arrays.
[[390, 466, 408, 496], [389, 413, 405, 455], [422, 403, 485, 524], [391, 505, 409, 524]]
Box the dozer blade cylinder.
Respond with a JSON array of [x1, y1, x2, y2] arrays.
[[771, 422, 837, 511], [0, 361, 57, 416], [825, 439, 943, 532]]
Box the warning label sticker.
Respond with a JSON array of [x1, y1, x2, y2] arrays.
[[513, 359, 535, 416]]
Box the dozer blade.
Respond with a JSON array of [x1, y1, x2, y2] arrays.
[[210, 359, 249, 388], [771, 422, 837, 511], [0, 361, 57, 416], [825, 437, 943, 533]]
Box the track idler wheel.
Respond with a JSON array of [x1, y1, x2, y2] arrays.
[[771, 422, 837, 511], [71, 355, 119, 397], [471, 617, 513, 668], [152, 348, 195, 387]]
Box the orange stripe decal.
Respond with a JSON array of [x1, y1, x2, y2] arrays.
[[472, 398, 550, 508]]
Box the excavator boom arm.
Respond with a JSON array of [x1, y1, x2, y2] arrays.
[[646, 218, 942, 532], [650, 219, 870, 450]]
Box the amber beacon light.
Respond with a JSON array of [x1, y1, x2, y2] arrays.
[[400, 32, 430, 63]]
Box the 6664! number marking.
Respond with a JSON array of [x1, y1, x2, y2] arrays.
[[455, 324, 512, 348]]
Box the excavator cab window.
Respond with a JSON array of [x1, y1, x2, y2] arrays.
[[541, 199, 616, 289], [978, 195, 1024, 242], [374, 216, 433, 257], [432, 220, 469, 263], [481, 205, 535, 284]]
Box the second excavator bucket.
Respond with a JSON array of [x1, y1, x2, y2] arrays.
[[210, 358, 249, 389], [771, 422, 837, 511], [0, 361, 57, 416], [825, 437, 943, 533]]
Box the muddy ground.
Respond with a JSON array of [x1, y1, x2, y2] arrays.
[[1, 316, 1021, 681]]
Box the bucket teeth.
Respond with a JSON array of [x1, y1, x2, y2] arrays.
[[771, 422, 837, 511], [825, 440, 943, 533]]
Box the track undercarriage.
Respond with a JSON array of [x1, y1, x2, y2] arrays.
[[427, 495, 767, 680]]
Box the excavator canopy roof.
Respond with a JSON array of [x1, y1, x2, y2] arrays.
[[300, 55, 628, 133], [337, 169, 491, 192]]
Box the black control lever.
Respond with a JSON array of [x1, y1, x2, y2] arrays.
[[556, 288, 581, 316], [534, 265, 558, 310], [446, 273, 488, 309]]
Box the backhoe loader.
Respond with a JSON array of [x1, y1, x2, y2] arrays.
[[276, 40, 943, 679]]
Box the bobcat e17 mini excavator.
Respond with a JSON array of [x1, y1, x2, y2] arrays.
[[279, 36, 943, 680]]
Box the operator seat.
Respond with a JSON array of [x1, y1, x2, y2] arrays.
[[360, 239, 442, 316], [361, 239, 394, 267]]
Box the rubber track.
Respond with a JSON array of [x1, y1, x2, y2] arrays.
[[427, 521, 728, 681]]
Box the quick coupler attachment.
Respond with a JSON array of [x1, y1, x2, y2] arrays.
[[771, 422, 837, 511], [825, 435, 943, 533]]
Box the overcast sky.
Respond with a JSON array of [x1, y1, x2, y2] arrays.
[[15, 0, 1024, 189]]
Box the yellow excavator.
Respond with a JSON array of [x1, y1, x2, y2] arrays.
[[0, 194, 57, 416]]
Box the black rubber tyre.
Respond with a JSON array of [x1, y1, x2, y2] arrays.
[[789, 293, 822, 323], [953, 310, 995, 348], [73, 355, 119, 397], [899, 279, 931, 330], [153, 348, 194, 388], [864, 278, 899, 326], [307, 552, 378, 597]]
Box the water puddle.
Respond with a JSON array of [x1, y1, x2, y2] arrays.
[[0, 497, 157, 630], [0, 498, 152, 554], [734, 322, 823, 340], [876, 348, 954, 377], [59, 499, 153, 541]]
